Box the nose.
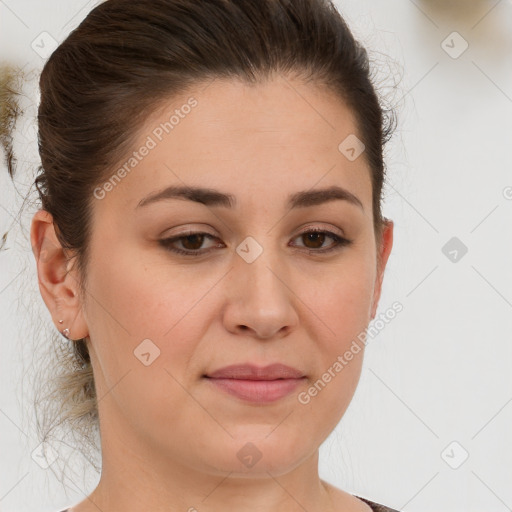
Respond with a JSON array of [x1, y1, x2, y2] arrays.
[[222, 248, 299, 340]]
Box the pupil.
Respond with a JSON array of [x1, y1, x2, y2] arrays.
[[183, 234, 203, 250], [305, 232, 324, 248]]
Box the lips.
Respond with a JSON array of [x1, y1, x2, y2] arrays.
[[203, 363, 306, 403], [204, 363, 306, 404], [204, 363, 305, 380]]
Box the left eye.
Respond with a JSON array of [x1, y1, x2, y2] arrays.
[[158, 229, 352, 257], [159, 232, 221, 256]]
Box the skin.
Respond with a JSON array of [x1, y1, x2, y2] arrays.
[[31, 74, 393, 512]]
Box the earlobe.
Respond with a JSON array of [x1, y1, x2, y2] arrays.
[[30, 209, 89, 340]]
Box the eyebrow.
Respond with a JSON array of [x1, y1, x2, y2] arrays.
[[136, 184, 364, 211]]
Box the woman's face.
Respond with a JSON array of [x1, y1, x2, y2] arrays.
[[71, 76, 393, 477]]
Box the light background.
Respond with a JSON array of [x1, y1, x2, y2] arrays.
[[0, 1, 511, 511]]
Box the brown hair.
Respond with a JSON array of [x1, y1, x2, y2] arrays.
[[2, 0, 397, 478], [0, 66, 23, 179]]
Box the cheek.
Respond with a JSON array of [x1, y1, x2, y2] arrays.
[[85, 237, 210, 339], [295, 275, 371, 440], [84, 240, 235, 409], [83, 244, 212, 436], [302, 251, 376, 345], [296, 252, 375, 406]]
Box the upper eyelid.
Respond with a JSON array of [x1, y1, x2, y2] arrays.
[[165, 224, 346, 239]]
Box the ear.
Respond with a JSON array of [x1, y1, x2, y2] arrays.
[[370, 219, 394, 320], [30, 209, 89, 341]]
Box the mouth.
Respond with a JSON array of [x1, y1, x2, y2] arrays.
[[203, 363, 306, 403]]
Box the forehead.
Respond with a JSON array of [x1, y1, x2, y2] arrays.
[[152, 75, 363, 158], [97, 75, 372, 213]]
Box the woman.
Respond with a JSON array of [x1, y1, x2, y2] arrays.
[[5, 0, 399, 510]]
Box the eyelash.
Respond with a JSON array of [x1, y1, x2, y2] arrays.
[[158, 227, 353, 257]]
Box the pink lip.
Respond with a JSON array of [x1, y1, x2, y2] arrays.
[[204, 363, 306, 403], [206, 363, 304, 380], [206, 377, 305, 402]]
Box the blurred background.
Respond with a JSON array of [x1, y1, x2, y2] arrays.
[[1, 1, 511, 511]]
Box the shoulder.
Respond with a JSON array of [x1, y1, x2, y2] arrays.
[[354, 495, 402, 512]]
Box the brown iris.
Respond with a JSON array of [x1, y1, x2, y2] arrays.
[[180, 233, 206, 250], [301, 232, 326, 249]]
